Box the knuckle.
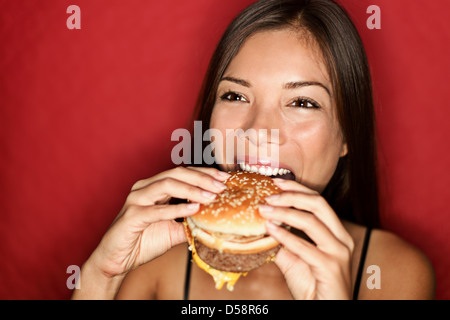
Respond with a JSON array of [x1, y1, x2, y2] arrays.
[[315, 194, 328, 206], [131, 179, 147, 191], [338, 244, 352, 261], [347, 237, 355, 254], [157, 177, 177, 188], [332, 241, 353, 265], [172, 166, 187, 175], [309, 194, 327, 212], [185, 184, 202, 197], [125, 190, 139, 204], [301, 211, 316, 227]]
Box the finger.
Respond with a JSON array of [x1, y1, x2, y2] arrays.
[[269, 180, 341, 236], [124, 202, 200, 229], [259, 205, 343, 253], [151, 219, 190, 254], [266, 221, 324, 268], [186, 166, 231, 181], [145, 219, 189, 251], [272, 178, 318, 195], [131, 166, 228, 193], [265, 192, 354, 251], [127, 177, 220, 206]]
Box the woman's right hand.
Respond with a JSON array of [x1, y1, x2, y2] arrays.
[[75, 166, 229, 298]]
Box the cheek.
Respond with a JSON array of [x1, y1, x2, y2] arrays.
[[209, 107, 230, 149], [210, 105, 242, 130], [287, 119, 343, 188], [209, 107, 239, 166], [292, 120, 340, 154], [209, 107, 223, 131]]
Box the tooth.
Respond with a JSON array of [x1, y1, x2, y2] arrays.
[[239, 164, 291, 176]]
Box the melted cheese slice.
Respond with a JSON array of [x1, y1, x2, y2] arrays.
[[191, 245, 247, 291], [184, 219, 247, 291]]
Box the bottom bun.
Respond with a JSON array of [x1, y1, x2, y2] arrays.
[[196, 239, 280, 273]]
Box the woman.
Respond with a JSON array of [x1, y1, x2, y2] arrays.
[[72, 0, 435, 300]]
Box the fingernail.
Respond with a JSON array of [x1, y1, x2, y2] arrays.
[[272, 178, 287, 189], [266, 194, 280, 202], [213, 180, 227, 190], [259, 204, 274, 213], [186, 203, 200, 211], [202, 191, 217, 199], [217, 171, 231, 179]]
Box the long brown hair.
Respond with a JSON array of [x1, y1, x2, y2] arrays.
[[192, 0, 380, 228]]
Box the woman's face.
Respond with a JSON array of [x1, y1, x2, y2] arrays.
[[209, 29, 347, 192]]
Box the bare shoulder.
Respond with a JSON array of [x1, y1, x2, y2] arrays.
[[116, 243, 188, 300], [358, 228, 435, 300]]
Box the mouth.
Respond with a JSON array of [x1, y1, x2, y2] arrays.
[[233, 161, 296, 181]]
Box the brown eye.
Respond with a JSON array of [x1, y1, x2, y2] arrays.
[[290, 98, 320, 109], [220, 91, 248, 102]]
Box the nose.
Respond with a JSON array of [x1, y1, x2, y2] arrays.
[[240, 104, 284, 147]]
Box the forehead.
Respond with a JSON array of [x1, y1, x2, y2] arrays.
[[224, 29, 330, 87]]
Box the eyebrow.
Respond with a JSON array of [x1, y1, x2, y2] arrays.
[[220, 76, 331, 96], [283, 81, 331, 96], [220, 76, 251, 87]]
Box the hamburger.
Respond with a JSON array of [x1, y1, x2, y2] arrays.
[[183, 171, 284, 291]]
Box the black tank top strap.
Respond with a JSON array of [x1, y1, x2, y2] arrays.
[[353, 227, 372, 300], [184, 249, 193, 300]]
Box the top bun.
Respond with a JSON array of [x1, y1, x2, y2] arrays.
[[190, 171, 281, 236]]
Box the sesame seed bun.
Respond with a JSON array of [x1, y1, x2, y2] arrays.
[[190, 171, 281, 236]]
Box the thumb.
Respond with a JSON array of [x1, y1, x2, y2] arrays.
[[168, 221, 188, 247]]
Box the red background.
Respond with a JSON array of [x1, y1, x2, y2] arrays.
[[0, 0, 449, 299]]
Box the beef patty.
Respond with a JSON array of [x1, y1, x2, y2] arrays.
[[195, 238, 281, 273]]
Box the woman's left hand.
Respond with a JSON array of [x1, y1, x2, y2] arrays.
[[258, 178, 355, 300]]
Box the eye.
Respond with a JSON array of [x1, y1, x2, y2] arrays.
[[220, 91, 248, 103], [290, 97, 321, 109]]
